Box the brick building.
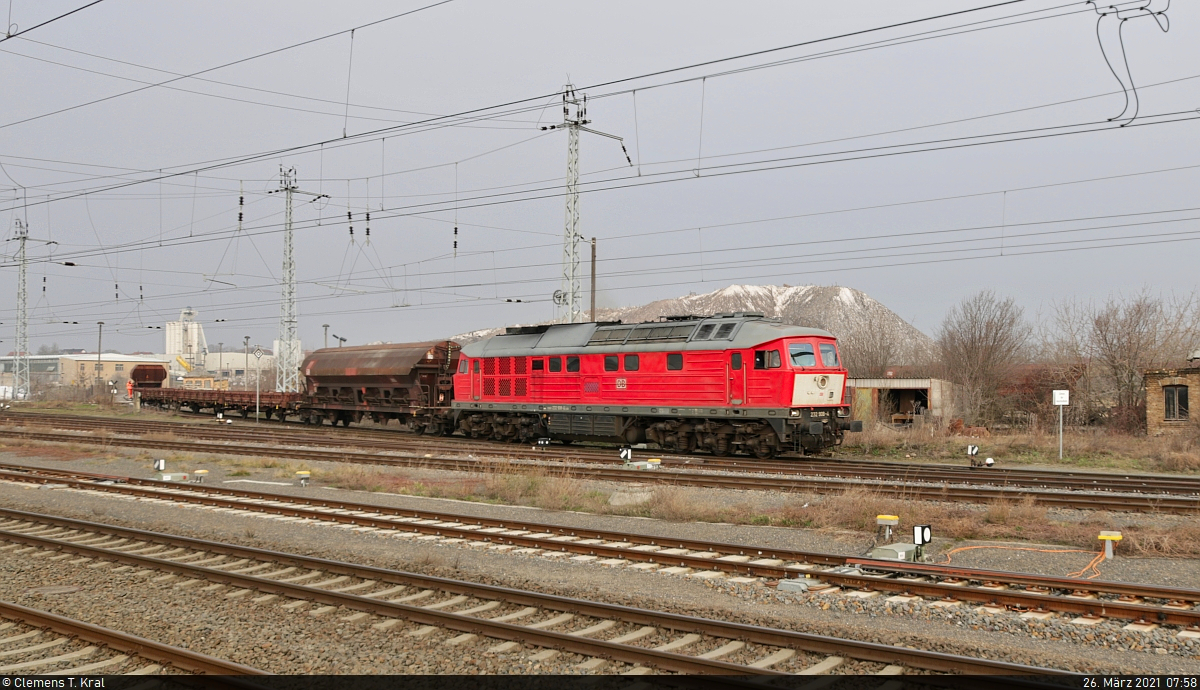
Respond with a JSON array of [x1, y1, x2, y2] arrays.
[[1144, 365, 1197, 436]]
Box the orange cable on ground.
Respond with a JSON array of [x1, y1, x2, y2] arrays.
[[941, 545, 1105, 579]]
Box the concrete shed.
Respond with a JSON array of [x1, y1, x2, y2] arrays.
[[848, 377, 958, 425]]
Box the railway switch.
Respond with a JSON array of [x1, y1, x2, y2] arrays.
[[868, 543, 919, 561]]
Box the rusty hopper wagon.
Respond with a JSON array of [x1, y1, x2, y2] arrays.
[[297, 341, 459, 434], [129, 364, 168, 388]]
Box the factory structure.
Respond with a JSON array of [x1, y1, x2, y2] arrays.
[[1, 307, 276, 399]]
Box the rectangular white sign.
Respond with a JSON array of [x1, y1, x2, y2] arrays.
[[1053, 390, 1070, 406]]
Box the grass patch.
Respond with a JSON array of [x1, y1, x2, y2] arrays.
[[840, 424, 1200, 474]]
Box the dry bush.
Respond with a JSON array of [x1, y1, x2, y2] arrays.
[[641, 485, 715, 522]]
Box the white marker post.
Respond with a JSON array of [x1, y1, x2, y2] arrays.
[[253, 348, 264, 424], [1053, 390, 1070, 460]]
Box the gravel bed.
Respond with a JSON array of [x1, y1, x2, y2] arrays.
[[0, 618, 153, 674], [4, 449, 1200, 674], [8, 447, 1199, 589]]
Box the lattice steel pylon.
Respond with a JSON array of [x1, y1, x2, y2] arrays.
[[13, 219, 28, 401], [268, 167, 326, 393], [559, 85, 585, 324], [542, 85, 631, 323]]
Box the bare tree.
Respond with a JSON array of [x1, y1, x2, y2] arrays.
[[839, 310, 899, 378], [936, 291, 1031, 425], [1053, 289, 1200, 431]]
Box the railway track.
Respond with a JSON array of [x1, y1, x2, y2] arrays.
[[0, 598, 265, 675], [4, 462, 1200, 635], [7, 409, 1200, 498], [0, 504, 1066, 676], [2, 421, 1198, 515]]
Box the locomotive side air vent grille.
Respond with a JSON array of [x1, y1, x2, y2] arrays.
[[483, 358, 497, 376], [693, 324, 715, 340], [515, 379, 527, 396], [499, 379, 511, 397], [499, 357, 512, 375], [483, 379, 496, 396], [514, 357, 528, 374], [715, 323, 737, 339]]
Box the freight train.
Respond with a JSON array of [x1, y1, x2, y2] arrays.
[[136, 312, 860, 457]]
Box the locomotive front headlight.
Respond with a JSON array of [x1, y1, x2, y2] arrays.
[[790, 409, 800, 417]]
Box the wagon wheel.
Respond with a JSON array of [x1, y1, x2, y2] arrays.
[[711, 436, 731, 457], [752, 441, 776, 459], [678, 434, 697, 454]]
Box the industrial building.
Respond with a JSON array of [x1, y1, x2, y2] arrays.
[[0, 353, 173, 398]]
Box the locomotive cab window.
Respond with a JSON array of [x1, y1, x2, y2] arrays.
[[473, 360, 480, 373], [1165, 385, 1189, 420], [667, 353, 683, 370], [789, 343, 816, 367], [624, 354, 639, 371], [531, 359, 544, 371], [548, 357, 562, 373], [566, 356, 580, 372], [754, 349, 782, 369], [458, 360, 468, 374], [819, 343, 840, 367], [604, 355, 619, 372]]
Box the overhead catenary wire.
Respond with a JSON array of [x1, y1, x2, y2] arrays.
[[0, 0, 1066, 213]]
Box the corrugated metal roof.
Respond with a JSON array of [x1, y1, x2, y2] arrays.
[[849, 378, 934, 388]]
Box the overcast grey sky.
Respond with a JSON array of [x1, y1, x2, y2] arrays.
[[0, 0, 1196, 354]]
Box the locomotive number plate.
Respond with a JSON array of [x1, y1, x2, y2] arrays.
[[616, 378, 627, 389]]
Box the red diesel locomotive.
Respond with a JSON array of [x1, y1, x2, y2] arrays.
[[452, 312, 860, 457]]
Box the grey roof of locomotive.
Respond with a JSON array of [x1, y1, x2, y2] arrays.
[[460, 314, 835, 358]]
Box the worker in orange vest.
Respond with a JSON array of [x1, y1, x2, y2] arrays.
[[126, 379, 134, 399]]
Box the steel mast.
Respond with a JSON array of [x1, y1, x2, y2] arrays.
[[13, 219, 28, 401], [268, 167, 327, 393], [542, 85, 631, 323]]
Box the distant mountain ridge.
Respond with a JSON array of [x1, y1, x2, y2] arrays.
[[453, 284, 933, 364]]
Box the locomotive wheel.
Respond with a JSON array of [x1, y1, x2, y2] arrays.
[[752, 444, 776, 459]]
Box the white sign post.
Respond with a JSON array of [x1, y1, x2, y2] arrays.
[[1053, 390, 1070, 460], [254, 348, 264, 424]]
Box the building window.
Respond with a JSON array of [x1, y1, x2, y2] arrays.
[[79, 363, 86, 372], [94, 363, 103, 371], [624, 354, 639, 371], [667, 353, 683, 370], [566, 356, 580, 373], [1165, 385, 1189, 420], [604, 355, 618, 372], [548, 357, 561, 373], [235, 369, 245, 376], [115, 364, 124, 372]]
